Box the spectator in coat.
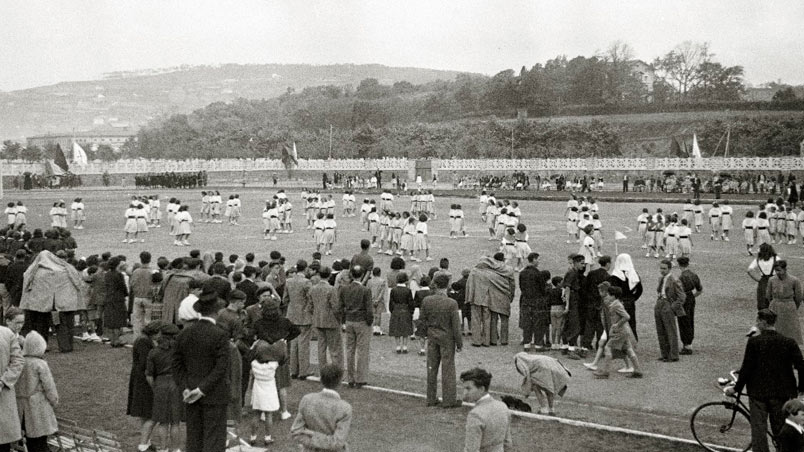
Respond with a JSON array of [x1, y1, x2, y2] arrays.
[[0, 319, 24, 452], [421, 274, 462, 408], [15, 331, 58, 452], [104, 256, 129, 348], [465, 254, 516, 347], [308, 267, 343, 369]]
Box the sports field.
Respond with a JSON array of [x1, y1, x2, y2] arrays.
[[15, 186, 781, 449]]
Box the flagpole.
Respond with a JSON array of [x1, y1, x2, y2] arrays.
[[329, 125, 333, 160]]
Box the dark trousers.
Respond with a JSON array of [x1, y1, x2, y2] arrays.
[[581, 307, 605, 350], [749, 397, 786, 452], [25, 436, 49, 452], [185, 402, 228, 452], [24, 310, 52, 343], [654, 299, 679, 360], [521, 303, 550, 346], [426, 339, 457, 406], [677, 298, 696, 346], [56, 311, 75, 352], [623, 180, 628, 192], [0, 442, 9, 452]]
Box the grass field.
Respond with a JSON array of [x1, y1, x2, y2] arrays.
[[12, 186, 789, 449]]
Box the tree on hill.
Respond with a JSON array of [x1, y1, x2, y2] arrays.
[[773, 87, 798, 103], [653, 41, 712, 101], [20, 145, 43, 162]]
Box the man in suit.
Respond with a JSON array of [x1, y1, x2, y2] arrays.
[[338, 265, 373, 387], [655, 259, 685, 362], [235, 266, 259, 308], [421, 273, 462, 408], [286, 259, 313, 379], [727, 309, 804, 452], [309, 267, 343, 369], [460, 368, 512, 452], [172, 286, 231, 452], [291, 364, 352, 451]]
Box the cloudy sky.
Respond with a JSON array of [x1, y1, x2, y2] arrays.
[[2, 0, 802, 91]]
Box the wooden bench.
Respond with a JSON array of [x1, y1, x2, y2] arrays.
[[43, 418, 122, 452]]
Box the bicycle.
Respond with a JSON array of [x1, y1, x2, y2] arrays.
[[689, 370, 774, 452]]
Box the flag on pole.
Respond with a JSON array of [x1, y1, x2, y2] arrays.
[[691, 133, 703, 158], [670, 136, 687, 158], [72, 142, 88, 167], [291, 142, 299, 164], [52, 144, 70, 172], [614, 231, 628, 241]]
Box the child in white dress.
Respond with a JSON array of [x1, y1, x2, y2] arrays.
[[248, 341, 281, 446]]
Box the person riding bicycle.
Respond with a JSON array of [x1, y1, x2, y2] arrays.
[[726, 309, 804, 452]]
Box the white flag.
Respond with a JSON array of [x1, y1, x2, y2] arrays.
[[614, 230, 627, 241], [292, 142, 299, 163], [691, 133, 703, 159], [72, 142, 88, 166]]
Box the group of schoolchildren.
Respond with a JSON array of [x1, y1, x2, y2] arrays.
[[742, 198, 804, 256], [409, 190, 437, 220], [479, 191, 533, 271], [565, 196, 604, 261], [4, 201, 29, 231], [199, 191, 242, 225], [261, 190, 295, 240], [360, 197, 433, 262], [636, 208, 695, 260]]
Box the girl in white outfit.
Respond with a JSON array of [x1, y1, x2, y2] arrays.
[[248, 341, 281, 446]]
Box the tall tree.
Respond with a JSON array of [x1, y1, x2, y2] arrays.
[[690, 62, 745, 101], [653, 41, 711, 100]]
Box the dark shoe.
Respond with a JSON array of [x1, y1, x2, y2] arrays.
[[489, 343, 497, 346], [396, 349, 402, 354], [481, 344, 489, 347], [627, 372, 644, 379], [426, 399, 441, 407], [417, 350, 426, 356], [297, 375, 310, 381], [347, 382, 356, 388], [666, 358, 679, 362], [402, 349, 409, 354], [500, 343, 508, 346], [291, 374, 299, 379], [471, 344, 482, 347], [680, 348, 693, 355], [657, 358, 668, 362], [354, 382, 368, 388], [441, 402, 463, 409]]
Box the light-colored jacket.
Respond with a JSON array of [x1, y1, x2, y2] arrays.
[[16, 331, 59, 438], [464, 395, 512, 452], [20, 251, 86, 312], [0, 326, 24, 444], [291, 389, 352, 451]]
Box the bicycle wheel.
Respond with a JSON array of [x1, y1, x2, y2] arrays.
[[690, 401, 751, 452]]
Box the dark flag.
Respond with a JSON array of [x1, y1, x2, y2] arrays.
[[52, 144, 70, 172], [670, 136, 687, 158], [281, 143, 298, 167]]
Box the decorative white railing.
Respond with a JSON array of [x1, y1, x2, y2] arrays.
[[4, 157, 804, 175]]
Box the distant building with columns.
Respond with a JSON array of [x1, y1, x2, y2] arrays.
[[26, 128, 137, 153]]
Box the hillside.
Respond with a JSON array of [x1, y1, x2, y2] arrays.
[[0, 63, 467, 141]]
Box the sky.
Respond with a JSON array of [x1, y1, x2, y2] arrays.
[[2, 0, 803, 91]]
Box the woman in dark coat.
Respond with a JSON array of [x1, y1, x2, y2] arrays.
[[388, 272, 414, 353], [252, 290, 299, 420], [127, 320, 161, 451], [103, 256, 129, 347]]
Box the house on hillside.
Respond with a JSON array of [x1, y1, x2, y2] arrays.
[[629, 60, 656, 102], [742, 87, 777, 102]]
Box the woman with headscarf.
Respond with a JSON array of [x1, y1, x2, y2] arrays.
[[607, 254, 643, 341], [16, 331, 58, 452], [747, 243, 779, 311], [514, 351, 571, 415], [127, 320, 162, 452]]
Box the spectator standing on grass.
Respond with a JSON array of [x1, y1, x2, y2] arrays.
[[466, 253, 516, 347], [460, 367, 512, 452], [747, 243, 779, 311], [766, 260, 803, 346], [339, 265, 373, 388], [518, 253, 548, 350], [285, 260, 313, 380], [290, 364, 352, 452], [677, 257, 703, 355], [172, 286, 230, 452], [655, 259, 685, 363], [0, 316, 23, 452], [130, 251, 155, 337], [15, 331, 58, 452], [128, 320, 161, 452], [309, 267, 343, 368], [776, 399, 804, 452], [560, 254, 586, 359], [421, 273, 462, 408], [727, 309, 804, 452], [104, 256, 129, 348], [350, 239, 374, 285]]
